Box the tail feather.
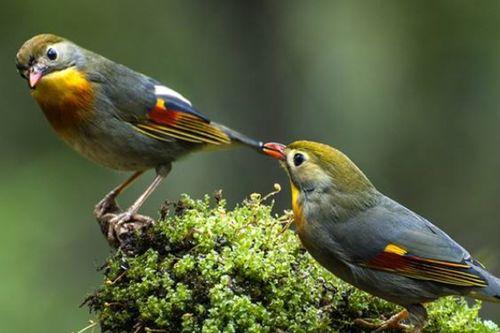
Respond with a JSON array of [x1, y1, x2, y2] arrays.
[[212, 122, 263, 151], [469, 266, 500, 303]]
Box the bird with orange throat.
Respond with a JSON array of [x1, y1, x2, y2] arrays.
[[262, 141, 500, 332], [16, 34, 263, 247]]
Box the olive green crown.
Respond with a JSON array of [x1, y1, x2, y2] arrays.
[[16, 34, 65, 68], [288, 140, 375, 194]]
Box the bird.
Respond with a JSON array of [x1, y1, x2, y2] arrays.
[[16, 33, 263, 247], [262, 140, 500, 332]]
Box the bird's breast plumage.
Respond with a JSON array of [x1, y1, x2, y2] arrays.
[[290, 182, 305, 231], [31, 67, 94, 140]]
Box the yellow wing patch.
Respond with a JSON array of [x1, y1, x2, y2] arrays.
[[384, 244, 408, 256]]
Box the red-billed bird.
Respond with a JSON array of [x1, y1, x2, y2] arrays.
[[16, 34, 263, 246], [263, 141, 500, 332]]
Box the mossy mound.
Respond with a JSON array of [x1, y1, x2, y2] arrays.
[[85, 192, 499, 333]]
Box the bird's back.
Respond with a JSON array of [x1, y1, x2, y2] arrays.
[[299, 193, 499, 305]]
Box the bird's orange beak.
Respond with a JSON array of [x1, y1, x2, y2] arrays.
[[262, 142, 286, 160]]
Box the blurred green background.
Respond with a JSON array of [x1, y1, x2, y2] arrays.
[[1, 1, 499, 331]]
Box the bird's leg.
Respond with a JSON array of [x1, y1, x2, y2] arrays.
[[94, 171, 144, 219], [405, 304, 427, 333], [106, 165, 171, 246], [354, 310, 410, 332]]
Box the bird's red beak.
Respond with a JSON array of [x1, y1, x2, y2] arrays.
[[29, 68, 43, 89], [262, 142, 287, 160]]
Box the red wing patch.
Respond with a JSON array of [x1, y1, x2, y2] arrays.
[[363, 244, 487, 287], [134, 98, 230, 145]]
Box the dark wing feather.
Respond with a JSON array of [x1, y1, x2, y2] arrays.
[[133, 96, 230, 144], [363, 242, 487, 287], [131, 85, 230, 145], [95, 61, 239, 146], [330, 196, 487, 288]]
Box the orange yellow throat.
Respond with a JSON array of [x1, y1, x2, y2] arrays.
[[31, 67, 94, 136], [291, 183, 304, 230]]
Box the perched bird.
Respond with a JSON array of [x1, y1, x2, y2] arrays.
[[16, 34, 262, 246], [262, 141, 500, 332]]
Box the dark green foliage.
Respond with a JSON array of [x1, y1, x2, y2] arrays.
[[86, 193, 499, 332]]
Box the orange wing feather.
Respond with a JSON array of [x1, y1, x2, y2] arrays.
[[364, 244, 487, 287], [134, 98, 230, 145]]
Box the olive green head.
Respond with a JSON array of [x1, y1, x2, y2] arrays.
[[263, 140, 377, 203], [284, 141, 375, 195], [16, 34, 84, 88]]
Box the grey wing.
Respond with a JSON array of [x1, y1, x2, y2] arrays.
[[330, 196, 487, 287], [86, 55, 233, 145]]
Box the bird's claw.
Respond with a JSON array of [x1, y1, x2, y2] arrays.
[[354, 310, 411, 332], [100, 211, 155, 248], [373, 322, 410, 332], [94, 192, 155, 248], [354, 319, 409, 332], [94, 191, 121, 218]]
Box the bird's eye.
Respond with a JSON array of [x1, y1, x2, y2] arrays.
[[46, 48, 58, 61], [293, 153, 305, 167]]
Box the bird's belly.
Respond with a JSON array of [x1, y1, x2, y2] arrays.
[[297, 225, 354, 283], [63, 132, 153, 171], [42, 109, 188, 170]]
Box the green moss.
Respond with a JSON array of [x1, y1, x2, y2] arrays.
[[85, 192, 499, 333]]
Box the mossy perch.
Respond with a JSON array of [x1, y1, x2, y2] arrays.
[[85, 191, 499, 333]]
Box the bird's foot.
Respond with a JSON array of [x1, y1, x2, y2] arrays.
[[354, 310, 410, 332], [94, 191, 121, 218], [98, 211, 155, 249], [95, 191, 123, 240]]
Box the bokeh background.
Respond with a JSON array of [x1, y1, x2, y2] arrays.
[[1, 1, 499, 331]]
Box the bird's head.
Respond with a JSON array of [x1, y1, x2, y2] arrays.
[[16, 34, 84, 89], [263, 140, 378, 214]]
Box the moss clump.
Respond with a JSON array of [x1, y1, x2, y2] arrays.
[[85, 192, 499, 333]]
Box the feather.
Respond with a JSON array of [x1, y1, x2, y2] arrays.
[[133, 97, 230, 145], [364, 243, 488, 287]]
